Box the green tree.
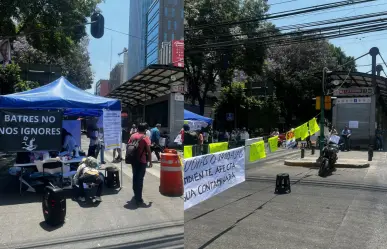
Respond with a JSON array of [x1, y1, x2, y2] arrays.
[[214, 82, 259, 129], [185, 0, 272, 115], [0, 63, 39, 94], [265, 39, 357, 126], [12, 37, 93, 89], [0, 0, 102, 57]]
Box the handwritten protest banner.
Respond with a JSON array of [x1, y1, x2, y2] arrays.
[[184, 147, 245, 210], [184, 146, 193, 158], [209, 142, 228, 154], [249, 140, 266, 162], [299, 122, 309, 140], [268, 136, 278, 152], [309, 118, 320, 135]]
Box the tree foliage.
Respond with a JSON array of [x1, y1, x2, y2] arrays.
[[12, 37, 93, 89], [214, 82, 281, 131], [0, 0, 102, 57], [265, 40, 357, 127], [185, 0, 272, 115], [0, 63, 39, 94]]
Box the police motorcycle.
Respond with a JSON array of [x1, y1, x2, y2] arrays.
[[318, 135, 340, 177]]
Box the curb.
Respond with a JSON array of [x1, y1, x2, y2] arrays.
[[246, 149, 300, 166], [284, 160, 370, 168]]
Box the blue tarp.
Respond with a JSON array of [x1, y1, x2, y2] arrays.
[[0, 76, 120, 116], [184, 109, 213, 124]]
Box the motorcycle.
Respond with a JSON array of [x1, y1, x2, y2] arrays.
[[318, 138, 340, 177]]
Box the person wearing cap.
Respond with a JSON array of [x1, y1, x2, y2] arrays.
[[150, 124, 162, 161], [73, 157, 103, 202]]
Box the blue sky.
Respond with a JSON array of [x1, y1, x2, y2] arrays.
[[269, 0, 387, 74], [86, 0, 387, 93], [86, 0, 130, 93]]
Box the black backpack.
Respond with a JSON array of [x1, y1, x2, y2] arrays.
[[125, 135, 146, 164]]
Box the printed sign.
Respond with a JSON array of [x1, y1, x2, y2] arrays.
[[335, 97, 371, 104], [172, 40, 184, 67], [0, 110, 63, 152], [103, 110, 122, 150], [184, 147, 245, 210], [226, 113, 234, 121], [332, 87, 373, 96]]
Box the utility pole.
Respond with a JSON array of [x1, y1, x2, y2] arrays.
[[320, 67, 331, 156]]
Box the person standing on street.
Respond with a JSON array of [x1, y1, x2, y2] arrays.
[[150, 124, 161, 162], [127, 123, 152, 206], [87, 125, 99, 158], [341, 125, 352, 151], [130, 124, 137, 135]]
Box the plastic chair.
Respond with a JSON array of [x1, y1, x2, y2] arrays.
[[41, 159, 64, 188]]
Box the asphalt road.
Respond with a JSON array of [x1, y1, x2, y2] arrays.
[[184, 151, 387, 249]]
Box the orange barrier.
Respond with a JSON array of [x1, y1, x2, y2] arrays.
[[159, 149, 183, 197]]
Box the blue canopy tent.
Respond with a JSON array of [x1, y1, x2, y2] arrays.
[[0, 76, 121, 116], [184, 109, 212, 124]]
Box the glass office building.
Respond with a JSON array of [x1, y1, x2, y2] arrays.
[[127, 0, 153, 80], [145, 0, 184, 66], [146, 0, 160, 66]]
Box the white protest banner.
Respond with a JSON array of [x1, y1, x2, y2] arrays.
[[184, 147, 245, 210], [102, 110, 121, 150]]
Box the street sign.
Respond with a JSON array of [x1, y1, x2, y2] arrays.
[[335, 97, 371, 104], [171, 84, 184, 93], [226, 113, 234, 121], [174, 93, 184, 101], [332, 87, 373, 96]]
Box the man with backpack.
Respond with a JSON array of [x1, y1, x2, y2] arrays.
[[125, 123, 152, 206]]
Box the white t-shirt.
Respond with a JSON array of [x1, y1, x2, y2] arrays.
[[240, 132, 250, 140], [146, 130, 151, 138]]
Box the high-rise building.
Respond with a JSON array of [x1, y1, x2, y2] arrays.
[[145, 0, 184, 66], [95, 80, 110, 96], [109, 63, 124, 91], [128, 0, 153, 79]]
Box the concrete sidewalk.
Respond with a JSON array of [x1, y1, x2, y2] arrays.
[[284, 150, 371, 168], [0, 138, 183, 248]]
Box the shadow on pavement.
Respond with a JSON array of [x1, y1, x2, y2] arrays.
[[39, 221, 64, 232], [0, 175, 123, 207], [124, 197, 153, 210]]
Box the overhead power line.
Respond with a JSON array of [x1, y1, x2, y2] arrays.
[[185, 0, 375, 31], [188, 17, 387, 50], [189, 11, 387, 43]]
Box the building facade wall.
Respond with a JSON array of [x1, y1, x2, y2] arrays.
[[128, 0, 153, 79], [95, 80, 110, 96], [109, 63, 124, 91], [145, 0, 184, 66]]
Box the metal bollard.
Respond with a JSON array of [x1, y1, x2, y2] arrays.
[[368, 145, 373, 161], [311, 146, 315, 155], [301, 148, 305, 158]]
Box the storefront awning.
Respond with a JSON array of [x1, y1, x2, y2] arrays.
[[107, 64, 184, 107]]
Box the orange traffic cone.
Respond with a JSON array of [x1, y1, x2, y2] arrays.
[[159, 149, 183, 197]]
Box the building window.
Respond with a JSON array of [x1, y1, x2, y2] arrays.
[[181, 9, 184, 19], [172, 8, 175, 17], [164, 32, 167, 41], [171, 33, 174, 40], [165, 7, 168, 16], [174, 21, 177, 30], [168, 20, 171, 30]]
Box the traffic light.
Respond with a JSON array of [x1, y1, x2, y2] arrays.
[[91, 12, 104, 39], [315, 96, 332, 110]]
